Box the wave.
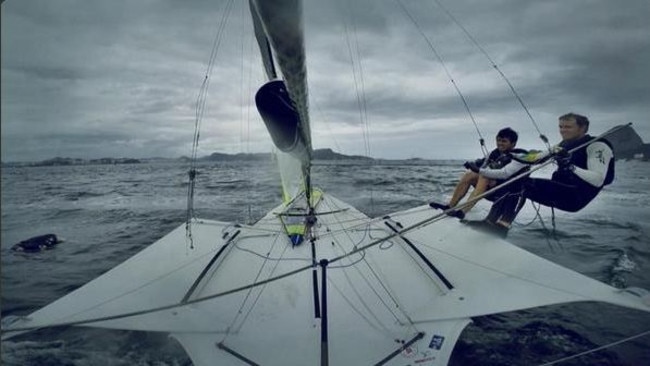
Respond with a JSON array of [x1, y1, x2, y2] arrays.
[[3, 160, 649, 365], [455, 319, 620, 365], [608, 250, 638, 288], [1, 334, 189, 366], [62, 191, 105, 201], [520, 227, 594, 240], [577, 218, 642, 231], [204, 180, 252, 190]]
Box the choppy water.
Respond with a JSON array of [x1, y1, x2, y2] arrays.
[[2, 160, 649, 365]]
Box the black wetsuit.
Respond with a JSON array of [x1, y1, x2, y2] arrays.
[[485, 135, 614, 223]]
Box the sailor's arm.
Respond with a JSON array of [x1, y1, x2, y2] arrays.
[[572, 141, 613, 187], [479, 160, 528, 180]]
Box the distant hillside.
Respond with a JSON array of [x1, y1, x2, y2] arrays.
[[196, 148, 372, 162], [2, 149, 373, 167], [312, 148, 372, 161], [4, 130, 648, 168], [2, 157, 143, 167], [198, 152, 271, 162]]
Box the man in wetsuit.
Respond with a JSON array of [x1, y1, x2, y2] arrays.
[[430, 127, 527, 219], [465, 112, 615, 237]]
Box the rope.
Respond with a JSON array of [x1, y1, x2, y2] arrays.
[[323, 199, 404, 329], [339, 0, 377, 214], [396, 0, 489, 157], [341, 0, 371, 158], [186, 0, 236, 248], [228, 234, 290, 336], [322, 198, 416, 327], [537, 329, 650, 366], [327, 276, 387, 334], [514, 201, 564, 253], [329, 241, 395, 335], [430, 0, 550, 149]]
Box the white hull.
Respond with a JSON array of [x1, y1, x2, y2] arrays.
[[4, 192, 649, 365]]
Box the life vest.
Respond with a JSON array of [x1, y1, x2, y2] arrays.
[[500, 148, 531, 175], [559, 135, 615, 186], [474, 149, 501, 168], [478, 148, 528, 170], [486, 148, 531, 184]]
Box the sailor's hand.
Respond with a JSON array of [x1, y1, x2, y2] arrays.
[[553, 147, 573, 171], [464, 161, 480, 173]]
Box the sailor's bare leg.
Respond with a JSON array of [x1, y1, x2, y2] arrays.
[[449, 171, 478, 207], [461, 175, 494, 214]]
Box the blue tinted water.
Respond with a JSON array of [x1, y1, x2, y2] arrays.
[[2, 160, 649, 365]]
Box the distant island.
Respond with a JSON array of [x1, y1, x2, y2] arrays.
[[180, 148, 373, 163], [2, 125, 649, 167], [1, 149, 375, 167], [1, 157, 145, 167]]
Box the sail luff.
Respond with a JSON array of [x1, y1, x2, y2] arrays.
[[249, 0, 277, 80], [249, 0, 311, 151]]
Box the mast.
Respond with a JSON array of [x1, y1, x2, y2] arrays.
[[249, 0, 313, 206]]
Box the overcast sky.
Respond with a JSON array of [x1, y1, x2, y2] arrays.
[[2, 0, 649, 161]]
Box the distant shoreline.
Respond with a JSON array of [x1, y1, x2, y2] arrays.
[[3, 142, 648, 168], [1, 149, 454, 167]]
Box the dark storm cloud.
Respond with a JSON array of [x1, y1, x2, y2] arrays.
[[2, 0, 648, 161]]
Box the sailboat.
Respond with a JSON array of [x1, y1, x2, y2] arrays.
[[3, 1, 649, 365]]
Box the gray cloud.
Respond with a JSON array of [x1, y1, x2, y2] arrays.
[[2, 0, 649, 161]]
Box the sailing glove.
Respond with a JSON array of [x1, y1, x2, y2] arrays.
[[553, 148, 573, 171]]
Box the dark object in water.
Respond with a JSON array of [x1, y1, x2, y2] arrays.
[[12, 234, 62, 252]]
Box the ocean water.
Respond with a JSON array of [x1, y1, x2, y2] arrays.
[[1, 159, 649, 365]]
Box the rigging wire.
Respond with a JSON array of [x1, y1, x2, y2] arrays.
[[396, 0, 489, 157], [429, 0, 550, 149], [339, 0, 378, 215], [186, 0, 236, 248], [335, 0, 372, 158], [348, 1, 372, 158], [311, 98, 343, 155], [511, 200, 564, 253], [537, 329, 650, 366], [240, 1, 259, 224]]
